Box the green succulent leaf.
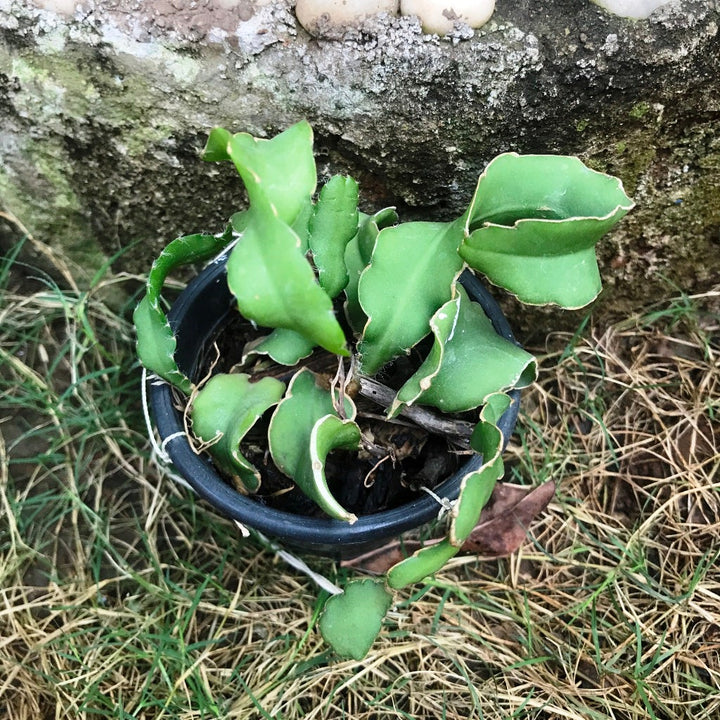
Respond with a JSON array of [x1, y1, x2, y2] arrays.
[[202, 127, 233, 162], [449, 392, 512, 545], [343, 208, 399, 332], [268, 368, 359, 522], [387, 392, 513, 586], [291, 197, 314, 255], [304, 415, 362, 523], [242, 328, 316, 366], [357, 207, 399, 265], [390, 285, 537, 416], [145, 229, 234, 310], [460, 153, 634, 309], [226, 208, 349, 356], [230, 210, 250, 234], [479, 391, 513, 426], [358, 220, 465, 375], [319, 580, 393, 660], [134, 295, 192, 395], [343, 233, 368, 333], [190, 373, 286, 493], [134, 228, 234, 393], [309, 175, 360, 298], [386, 538, 460, 590], [225, 120, 316, 225]]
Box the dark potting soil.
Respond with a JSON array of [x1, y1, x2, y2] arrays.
[[192, 312, 470, 519]]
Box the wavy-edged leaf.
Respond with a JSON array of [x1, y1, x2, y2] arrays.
[[387, 392, 512, 586], [268, 368, 359, 522], [344, 208, 399, 333], [386, 538, 460, 590], [357, 207, 399, 265], [226, 120, 316, 225], [190, 373, 285, 493], [390, 285, 537, 416], [145, 229, 233, 309], [291, 197, 314, 255], [309, 175, 359, 298], [226, 208, 348, 356], [343, 234, 368, 333], [358, 220, 464, 375], [134, 295, 192, 394], [231, 210, 250, 234], [134, 228, 233, 393], [202, 127, 232, 162], [319, 579, 393, 660], [460, 153, 634, 308], [449, 392, 511, 545], [303, 415, 362, 523], [479, 391, 513, 427], [242, 328, 316, 366]]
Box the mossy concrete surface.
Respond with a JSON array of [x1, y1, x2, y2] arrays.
[[0, 0, 718, 318]]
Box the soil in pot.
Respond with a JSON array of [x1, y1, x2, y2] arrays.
[[190, 309, 474, 520]]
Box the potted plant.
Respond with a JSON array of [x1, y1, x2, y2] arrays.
[[134, 120, 633, 659]]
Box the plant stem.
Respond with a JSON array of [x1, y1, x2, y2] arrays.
[[357, 377, 474, 445]]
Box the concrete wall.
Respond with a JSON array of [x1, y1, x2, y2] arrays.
[[1, 0, 718, 320]]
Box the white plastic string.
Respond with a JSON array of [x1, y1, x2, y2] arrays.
[[234, 520, 251, 538], [141, 368, 195, 492], [419, 485, 455, 519], [253, 531, 344, 596], [160, 431, 187, 454]]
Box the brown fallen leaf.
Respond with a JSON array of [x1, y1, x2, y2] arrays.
[[341, 480, 556, 573], [460, 480, 556, 556]]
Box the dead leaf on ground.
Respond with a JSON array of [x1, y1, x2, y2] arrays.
[[460, 480, 555, 556]]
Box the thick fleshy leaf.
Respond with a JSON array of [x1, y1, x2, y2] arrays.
[[390, 285, 537, 416], [242, 328, 316, 366], [358, 220, 465, 374], [144, 229, 233, 309], [134, 295, 192, 395], [343, 208, 399, 332], [357, 207, 399, 265], [134, 228, 234, 393], [226, 208, 349, 356], [202, 127, 232, 162], [302, 414, 362, 523], [268, 369, 358, 522], [231, 210, 250, 234], [309, 175, 359, 298], [343, 234, 368, 333], [479, 391, 513, 427], [319, 580, 393, 660], [226, 121, 316, 225], [449, 456, 503, 546], [449, 392, 511, 545], [460, 153, 634, 308], [387, 392, 512, 586], [190, 373, 285, 493], [386, 538, 460, 590]]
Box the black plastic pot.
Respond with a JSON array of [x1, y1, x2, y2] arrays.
[[149, 256, 523, 558]]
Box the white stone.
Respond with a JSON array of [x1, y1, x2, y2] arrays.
[[295, 0, 399, 35], [400, 0, 495, 35], [592, 0, 674, 19], [32, 0, 77, 15]]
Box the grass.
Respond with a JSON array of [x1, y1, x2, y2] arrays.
[[1, 219, 718, 718]]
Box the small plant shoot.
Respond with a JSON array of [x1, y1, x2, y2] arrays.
[[135, 120, 633, 658]]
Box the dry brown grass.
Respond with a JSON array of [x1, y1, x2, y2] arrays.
[[1, 248, 718, 719]]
